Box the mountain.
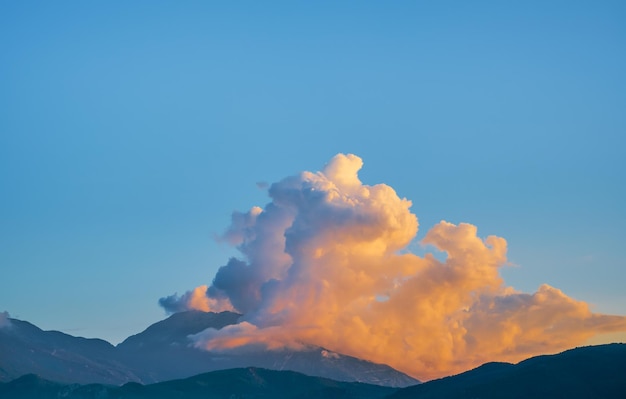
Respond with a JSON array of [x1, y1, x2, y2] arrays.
[[2, 343, 625, 398], [0, 374, 66, 399], [0, 367, 398, 399], [116, 310, 419, 387], [119, 310, 241, 348], [389, 343, 626, 399], [0, 318, 139, 385], [0, 311, 418, 387]]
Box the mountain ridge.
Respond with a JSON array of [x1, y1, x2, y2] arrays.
[[2, 344, 625, 399], [388, 342, 626, 399], [0, 367, 398, 399], [117, 310, 242, 349], [0, 318, 140, 385], [0, 311, 418, 387]]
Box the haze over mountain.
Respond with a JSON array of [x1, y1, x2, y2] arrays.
[[0, 311, 418, 387]]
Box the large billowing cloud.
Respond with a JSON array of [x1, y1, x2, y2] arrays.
[[160, 154, 626, 380]]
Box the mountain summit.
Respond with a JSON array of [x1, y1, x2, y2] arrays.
[[0, 311, 418, 387], [116, 310, 418, 387]]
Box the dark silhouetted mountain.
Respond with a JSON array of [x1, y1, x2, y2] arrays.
[[388, 343, 626, 399], [0, 367, 398, 399], [0, 374, 65, 399], [0, 311, 418, 387]]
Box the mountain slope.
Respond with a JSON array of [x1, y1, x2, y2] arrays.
[[0, 312, 418, 387], [0, 374, 66, 399], [115, 311, 245, 383], [0, 368, 398, 399], [0, 318, 139, 384], [119, 310, 242, 349], [116, 310, 419, 387], [388, 343, 626, 399], [2, 341, 625, 398]]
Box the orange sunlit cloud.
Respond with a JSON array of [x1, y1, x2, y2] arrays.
[[160, 153, 626, 381], [160, 285, 234, 314]]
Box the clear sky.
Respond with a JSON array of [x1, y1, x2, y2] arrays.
[[1, 1, 625, 349]]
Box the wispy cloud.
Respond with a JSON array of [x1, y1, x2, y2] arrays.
[[160, 154, 626, 380]]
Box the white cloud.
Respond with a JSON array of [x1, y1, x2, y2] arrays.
[[163, 154, 626, 380]]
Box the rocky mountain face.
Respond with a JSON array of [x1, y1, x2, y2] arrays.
[[0, 311, 419, 387]]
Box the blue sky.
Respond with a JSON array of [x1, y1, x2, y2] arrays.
[[1, 1, 625, 345]]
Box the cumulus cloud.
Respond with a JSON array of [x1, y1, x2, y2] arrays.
[[161, 153, 626, 380], [159, 285, 234, 314], [0, 311, 11, 329]]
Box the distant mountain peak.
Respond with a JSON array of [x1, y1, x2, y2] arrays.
[[1, 313, 418, 387], [117, 310, 241, 349]]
